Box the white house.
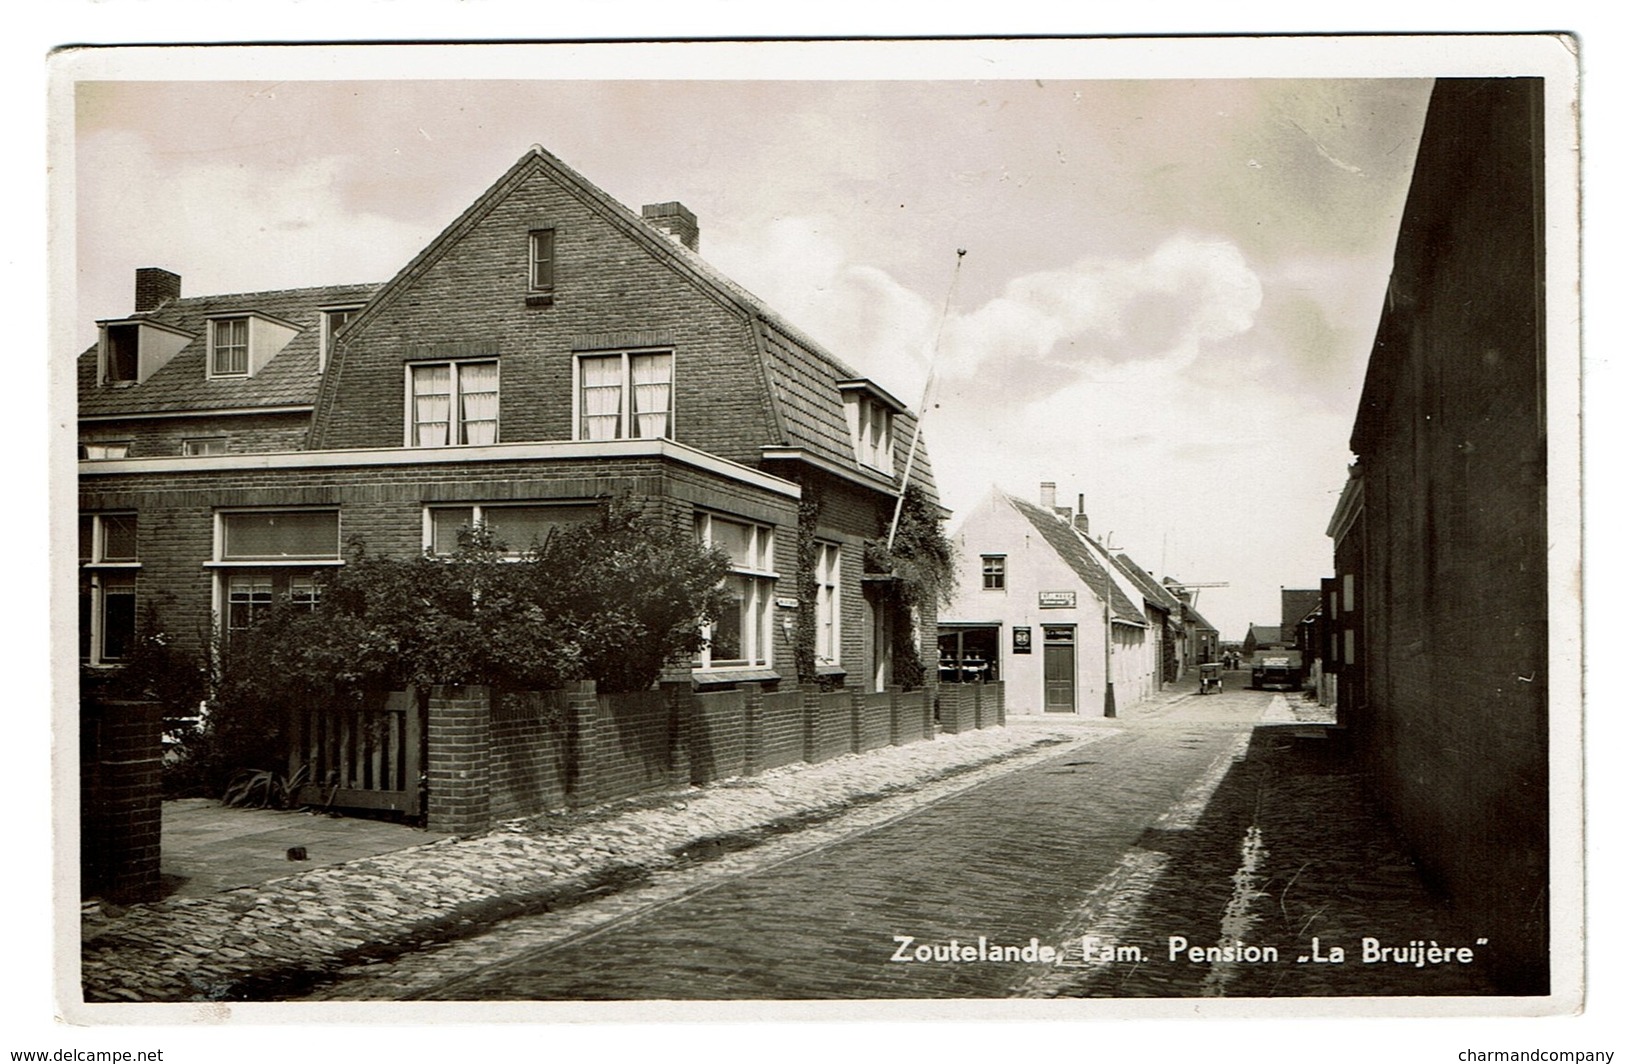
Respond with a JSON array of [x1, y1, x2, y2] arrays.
[[938, 484, 1162, 717]]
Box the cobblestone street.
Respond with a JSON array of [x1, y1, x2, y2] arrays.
[[306, 680, 1498, 1002], [80, 676, 1504, 1005]]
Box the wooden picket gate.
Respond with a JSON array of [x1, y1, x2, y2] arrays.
[[289, 689, 424, 814]]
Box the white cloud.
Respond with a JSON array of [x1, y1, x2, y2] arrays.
[[73, 132, 430, 346], [942, 234, 1264, 384]]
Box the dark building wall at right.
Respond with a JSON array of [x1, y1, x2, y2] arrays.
[[1348, 78, 1548, 994]]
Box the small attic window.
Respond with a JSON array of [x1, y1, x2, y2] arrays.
[[529, 229, 556, 292], [319, 306, 362, 372], [209, 317, 250, 377]]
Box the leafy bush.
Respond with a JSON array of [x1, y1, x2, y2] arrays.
[[196, 498, 730, 790]]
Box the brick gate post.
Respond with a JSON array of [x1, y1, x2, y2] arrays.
[[426, 685, 491, 835], [81, 700, 164, 903]]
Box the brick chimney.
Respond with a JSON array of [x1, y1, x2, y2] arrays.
[[134, 268, 180, 313], [1039, 481, 1056, 511], [1074, 494, 1089, 536], [641, 202, 699, 251]]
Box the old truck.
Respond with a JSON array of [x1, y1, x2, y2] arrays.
[[1250, 650, 1303, 691]]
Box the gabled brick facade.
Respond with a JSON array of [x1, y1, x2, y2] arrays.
[[76, 145, 942, 697]]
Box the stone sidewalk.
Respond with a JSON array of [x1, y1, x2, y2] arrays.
[[157, 799, 448, 899], [80, 723, 1106, 1003]]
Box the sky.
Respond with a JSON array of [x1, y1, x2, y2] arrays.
[[67, 51, 1434, 640]]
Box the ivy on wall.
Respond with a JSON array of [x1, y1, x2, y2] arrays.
[[866, 483, 958, 691], [793, 484, 824, 687]]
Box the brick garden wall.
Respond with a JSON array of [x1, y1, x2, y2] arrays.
[[758, 691, 805, 771], [488, 690, 570, 819], [421, 680, 1001, 836], [588, 689, 680, 802]]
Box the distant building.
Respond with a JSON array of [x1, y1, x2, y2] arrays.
[[1280, 588, 1320, 635], [939, 485, 1163, 716], [1327, 78, 1548, 994], [1242, 624, 1285, 658]]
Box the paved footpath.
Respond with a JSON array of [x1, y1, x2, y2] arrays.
[[81, 723, 1106, 1002]]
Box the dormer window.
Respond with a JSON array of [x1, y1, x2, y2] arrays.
[[210, 317, 249, 377], [96, 318, 193, 387], [201, 310, 299, 380], [838, 379, 902, 476]]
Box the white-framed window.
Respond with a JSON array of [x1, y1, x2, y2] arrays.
[[576, 350, 673, 441], [694, 511, 775, 669], [814, 541, 841, 665], [222, 572, 324, 636], [844, 393, 895, 473], [982, 554, 1006, 591], [182, 437, 228, 456], [424, 502, 597, 557], [79, 513, 140, 665], [319, 306, 362, 372], [408, 359, 499, 447], [212, 509, 341, 641], [209, 317, 250, 377], [529, 229, 556, 292], [81, 441, 131, 460]]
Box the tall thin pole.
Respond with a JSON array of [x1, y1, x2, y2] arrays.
[[887, 249, 966, 551], [1103, 574, 1117, 719]]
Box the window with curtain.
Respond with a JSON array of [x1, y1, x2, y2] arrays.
[[215, 510, 341, 643], [410, 359, 498, 446], [576, 350, 673, 440], [211, 317, 249, 376]]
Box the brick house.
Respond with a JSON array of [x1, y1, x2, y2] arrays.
[[938, 484, 1160, 716], [1327, 79, 1549, 994], [77, 144, 940, 697]]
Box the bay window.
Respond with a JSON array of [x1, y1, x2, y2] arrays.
[[694, 512, 775, 669]]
